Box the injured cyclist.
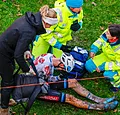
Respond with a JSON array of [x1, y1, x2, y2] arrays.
[[10, 52, 118, 111]]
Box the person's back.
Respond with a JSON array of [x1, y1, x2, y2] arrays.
[[0, 5, 59, 115]]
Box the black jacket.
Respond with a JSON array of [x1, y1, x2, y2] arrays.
[[0, 12, 46, 72]]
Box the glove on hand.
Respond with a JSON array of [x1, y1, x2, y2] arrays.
[[70, 23, 80, 31], [39, 78, 49, 94], [48, 75, 61, 82], [60, 45, 74, 53], [70, 20, 81, 31], [24, 51, 32, 60]]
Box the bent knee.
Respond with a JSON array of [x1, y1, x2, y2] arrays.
[[66, 94, 76, 101], [68, 79, 77, 83], [68, 79, 78, 88], [103, 71, 118, 81]]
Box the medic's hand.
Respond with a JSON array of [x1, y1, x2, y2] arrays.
[[24, 51, 32, 60], [48, 75, 61, 82], [96, 67, 101, 73], [97, 62, 105, 72], [90, 52, 95, 58], [60, 45, 73, 53], [70, 22, 80, 31], [39, 78, 49, 94]]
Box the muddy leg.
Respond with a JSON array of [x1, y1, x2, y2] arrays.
[[68, 79, 116, 104], [65, 94, 118, 111]]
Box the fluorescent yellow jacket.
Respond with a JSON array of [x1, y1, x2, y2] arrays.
[[32, 0, 83, 58], [34, 1, 83, 49], [90, 29, 120, 72]]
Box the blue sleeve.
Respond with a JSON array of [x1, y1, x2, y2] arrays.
[[35, 35, 40, 42], [98, 62, 106, 71], [54, 41, 62, 49], [100, 33, 108, 42], [90, 44, 99, 54]]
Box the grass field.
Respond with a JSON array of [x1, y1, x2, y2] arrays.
[[0, 0, 120, 115]]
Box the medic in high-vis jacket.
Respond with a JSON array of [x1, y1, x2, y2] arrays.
[[85, 24, 120, 89], [32, 0, 83, 58]]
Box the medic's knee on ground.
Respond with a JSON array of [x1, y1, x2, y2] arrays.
[[112, 75, 120, 88], [103, 71, 120, 89], [85, 58, 97, 73], [103, 71, 118, 82]]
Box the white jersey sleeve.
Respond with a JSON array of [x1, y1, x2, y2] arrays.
[[33, 53, 55, 78]]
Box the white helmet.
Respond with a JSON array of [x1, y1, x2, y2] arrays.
[[60, 52, 75, 72]]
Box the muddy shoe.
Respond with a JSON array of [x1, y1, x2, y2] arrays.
[[104, 100, 118, 111], [9, 99, 17, 106]]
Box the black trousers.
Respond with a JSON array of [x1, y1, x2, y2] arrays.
[[12, 74, 67, 103], [0, 53, 15, 108]]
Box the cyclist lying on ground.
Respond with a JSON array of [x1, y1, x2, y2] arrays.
[[9, 52, 118, 112]]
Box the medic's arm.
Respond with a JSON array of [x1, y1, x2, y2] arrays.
[[90, 30, 108, 54]]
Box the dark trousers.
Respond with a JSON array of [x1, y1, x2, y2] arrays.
[[0, 53, 15, 108], [12, 74, 66, 103]]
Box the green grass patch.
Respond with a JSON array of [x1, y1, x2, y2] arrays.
[[0, 0, 120, 115]]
